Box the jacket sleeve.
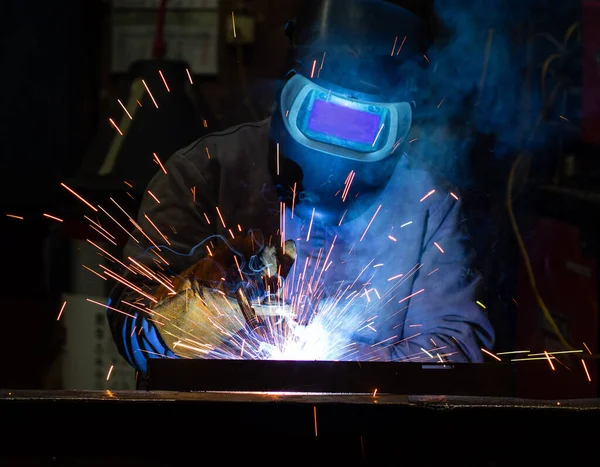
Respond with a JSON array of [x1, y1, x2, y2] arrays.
[[107, 145, 218, 373], [390, 194, 495, 363]]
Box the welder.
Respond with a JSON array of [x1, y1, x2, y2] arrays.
[[107, 0, 495, 374]]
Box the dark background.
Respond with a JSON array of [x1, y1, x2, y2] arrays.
[[0, 0, 597, 398]]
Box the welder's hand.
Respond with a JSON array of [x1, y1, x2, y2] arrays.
[[150, 233, 297, 357]]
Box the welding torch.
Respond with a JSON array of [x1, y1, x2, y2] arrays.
[[235, 286, 272, 345]]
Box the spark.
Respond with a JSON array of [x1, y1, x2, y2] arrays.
[[583, 342, 592, 355], [88, 297, 137, 318], [421, 347, 434, 358], [481, 348, 501, 361], [82, 264, 107, 280], [306, 208, 316, 241], [158, 70, 170, 92], [559, 115, 570, 122], [372, 124, 385, 146], [136, 100, 143, 107], [233, 255, 244, 281], [203, 212, 211, 224], [388, 235, 397, 241], [423, 54, 430, 63], [396, 36, 407, 55], [203, 119, 208, 128], [117, 99, 133, 119], [391, 36, 398, 55], [400, 221, 412, 228], [142, 79, 159, 108], [544, 351, 556, 370], [342, 170, 355, 202], [144, 214, 171, 245], [399, 289, 424, 303], [6, 214, 23, 220], [109, 118, 123, 135], [388, 274, 403, 281], [205, 147, 211, 159], [98, 205, 139, 244], [216, 206, 227, 228], [128, 257, 175, 294], [310, 59, 317, 78], [360, 204, 382, 242], [291, 182, 297, 219], [373, 263, 384, 268], [88, 239, 135, 274], [582, 360, 592, 382], [433, 242, 444, 253], [313, 406, 318, 437], [186, 68, 194, 84], [372, 388, 378, 397], [124, 181, 134, 188], [231, 11, 237, 38], [147, 191, 161, 204], [106, 365, 114, 381], [428, 268, 439, 276], [338, 209, 348, 226], [476, 301, 486, 309], [43, 214, 64, 222], [437, 97, 445, 108], [56, 301, 67, 321], [153, 153, 167, 174], [497, 350, 530, 355], [450, 192, 459, 200], [420, 190, 435, 202], [90, 225, 117, 245], [240, 339, 245, 357], [318, 52, 326, 77], [61, 183, 98, 212], [276, 143, 280, 175], [528, 350, 582, 356], [409, 138, 418, 143], [191, 186, 196, 202]]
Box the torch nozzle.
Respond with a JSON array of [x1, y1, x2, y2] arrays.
[[235, 286, 270, 343]]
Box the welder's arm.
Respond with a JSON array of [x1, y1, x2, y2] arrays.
[[388, 195, 494, 363], [107, 149, 216, 374]]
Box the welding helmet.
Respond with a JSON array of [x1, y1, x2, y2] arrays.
[[270, 0, 430, 225]]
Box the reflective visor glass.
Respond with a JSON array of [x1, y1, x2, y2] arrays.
[[298, 90, 389, 153]]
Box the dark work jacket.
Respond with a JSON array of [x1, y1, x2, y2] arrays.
[[107, 118, 495, 373]]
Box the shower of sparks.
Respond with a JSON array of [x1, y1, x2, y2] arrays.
[[433, 242, 444, 253], [420, 190, 435, 202], [43, 214, 64, 222], [360, 205, 382, 242], [142, 80, 159, 108], [118, 99, 133, 120], [61, 183, 98, 212], [481, 348, 501, 361], [476, 300, 486, 309], [83, 264, 107, 280], [186, 68, 194, 84], [582, 360, 592, 382], [231, 11, 237, 38], [158, 70, 170, 92], [153, 153, 167, 174], [106, 365, 114, 381], [109, 118, 123, 135], [56, 301, 67, 321]]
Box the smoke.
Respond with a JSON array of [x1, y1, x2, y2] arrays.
[[412, 0, 579, 186]]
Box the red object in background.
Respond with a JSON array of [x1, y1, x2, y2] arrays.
[[516, 217, 598, 399], [582, 1, 600, 144]]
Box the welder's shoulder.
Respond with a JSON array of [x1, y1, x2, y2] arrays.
[[172, 118, 271, 167]]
